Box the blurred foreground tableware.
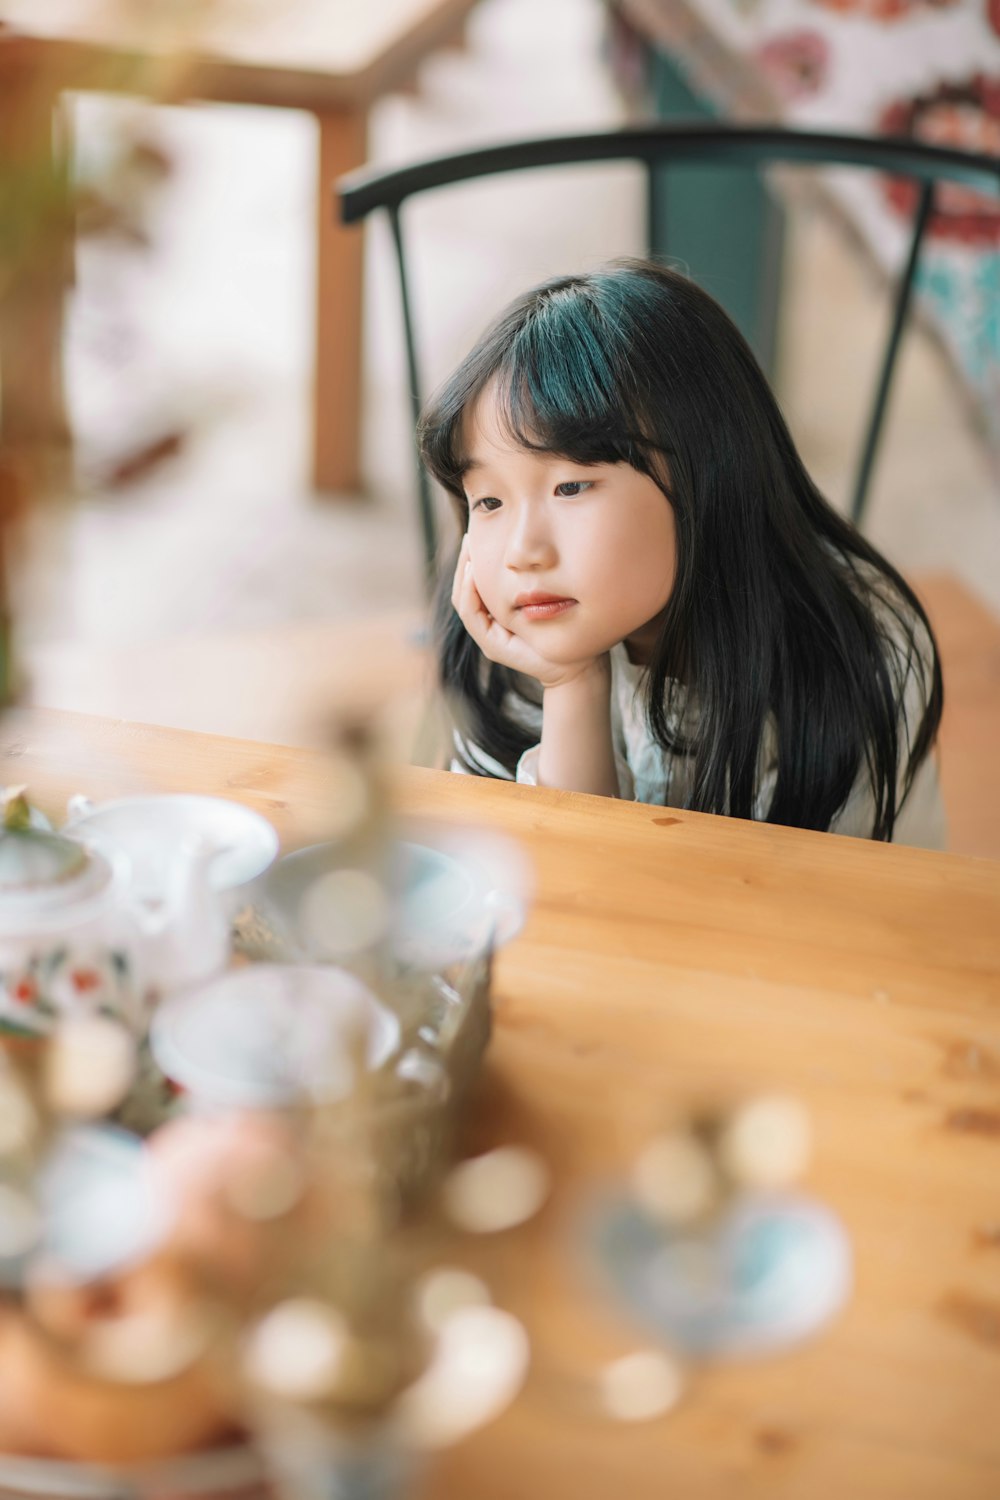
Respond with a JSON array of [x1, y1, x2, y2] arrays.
[[586, 1096, 850, 1361], [252, 824, 530, 973], [588, 1191, 852, 1359], [0, 789, 143, 1036], [34, 1124, 168, 1285], [0, 1117, 242, 1468], [52, 792, 280, 999], [63, 793, 279, 913], [236, 823, 529, 1121], [150, 965, 400, 1111]]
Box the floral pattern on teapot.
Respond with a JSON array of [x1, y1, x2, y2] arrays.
[[0, 945, 137, 1037]]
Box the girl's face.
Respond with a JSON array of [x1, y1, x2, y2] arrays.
[[461, 389, 677, 667]]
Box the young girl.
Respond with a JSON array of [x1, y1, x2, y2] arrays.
[[419, 258, 945, 848]]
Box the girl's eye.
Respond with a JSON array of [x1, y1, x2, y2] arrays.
[[470, 495, 502, 514], [554, 480, 593, 498]]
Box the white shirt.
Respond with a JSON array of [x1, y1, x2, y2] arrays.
[[452, 627, 947, 852]]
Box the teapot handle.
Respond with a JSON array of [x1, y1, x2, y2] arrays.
[[66, 794, 95, 824]]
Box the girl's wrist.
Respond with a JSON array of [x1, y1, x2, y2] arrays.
[[542, 656, 611, 699], [537, 654, 616, 797]]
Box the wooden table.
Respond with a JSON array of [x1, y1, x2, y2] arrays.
[[4, 706, 1000, 1498], [0, 0, 479, 493]]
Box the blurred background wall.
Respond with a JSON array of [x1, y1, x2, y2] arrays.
[[7, 0, 999, 780]]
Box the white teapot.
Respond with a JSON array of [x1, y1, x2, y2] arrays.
[[61, 792, 279, 1003], [0, 787, 277, 1037], [0, 787, 150, 1036]]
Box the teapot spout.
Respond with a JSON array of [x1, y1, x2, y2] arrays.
[[135, 835, 232, 994], [66, 793, 96, 824]]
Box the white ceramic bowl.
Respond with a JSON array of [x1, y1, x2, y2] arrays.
[[260, 823, 531, 972], [150, 963, 401, 1108]]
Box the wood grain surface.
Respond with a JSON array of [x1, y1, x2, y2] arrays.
[[3, 706, 999, 1498]]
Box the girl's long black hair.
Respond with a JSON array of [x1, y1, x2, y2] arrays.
[[418, 259, 942, 839]]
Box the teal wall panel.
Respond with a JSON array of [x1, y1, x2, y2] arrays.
[[646, 49, 786, 379]]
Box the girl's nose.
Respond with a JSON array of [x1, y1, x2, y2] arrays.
[[504, 506, 557, 571]]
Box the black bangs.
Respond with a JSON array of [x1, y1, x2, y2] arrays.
[[418, 272, 666, 501], [492, 290, 646, 467]]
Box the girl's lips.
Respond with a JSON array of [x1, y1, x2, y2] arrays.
[[516, 598, 577, 621]]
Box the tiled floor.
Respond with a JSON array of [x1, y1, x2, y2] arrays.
[[16, 0, 1000, 757]]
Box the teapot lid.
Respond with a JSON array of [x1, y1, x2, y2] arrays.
[[0, 788, 93, 896]]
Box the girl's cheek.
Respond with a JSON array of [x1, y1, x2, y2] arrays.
[[466, 538, 496, 607], [474, 573, 499, 619]]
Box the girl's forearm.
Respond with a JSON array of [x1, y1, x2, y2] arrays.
[[537, 661, 618, 797]]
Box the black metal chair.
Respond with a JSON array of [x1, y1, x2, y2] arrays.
[[337, 122, 1000, 595]]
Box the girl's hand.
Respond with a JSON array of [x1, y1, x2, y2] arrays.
[[451, 537, 606, 691]]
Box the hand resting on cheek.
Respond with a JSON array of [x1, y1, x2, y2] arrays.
[[450, 534, 611, 694]]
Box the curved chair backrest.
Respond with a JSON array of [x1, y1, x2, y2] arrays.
[[338, 122, 1000, 595]]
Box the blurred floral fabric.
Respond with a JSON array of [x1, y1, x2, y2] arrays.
[[612, 0, 1000, 445]]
